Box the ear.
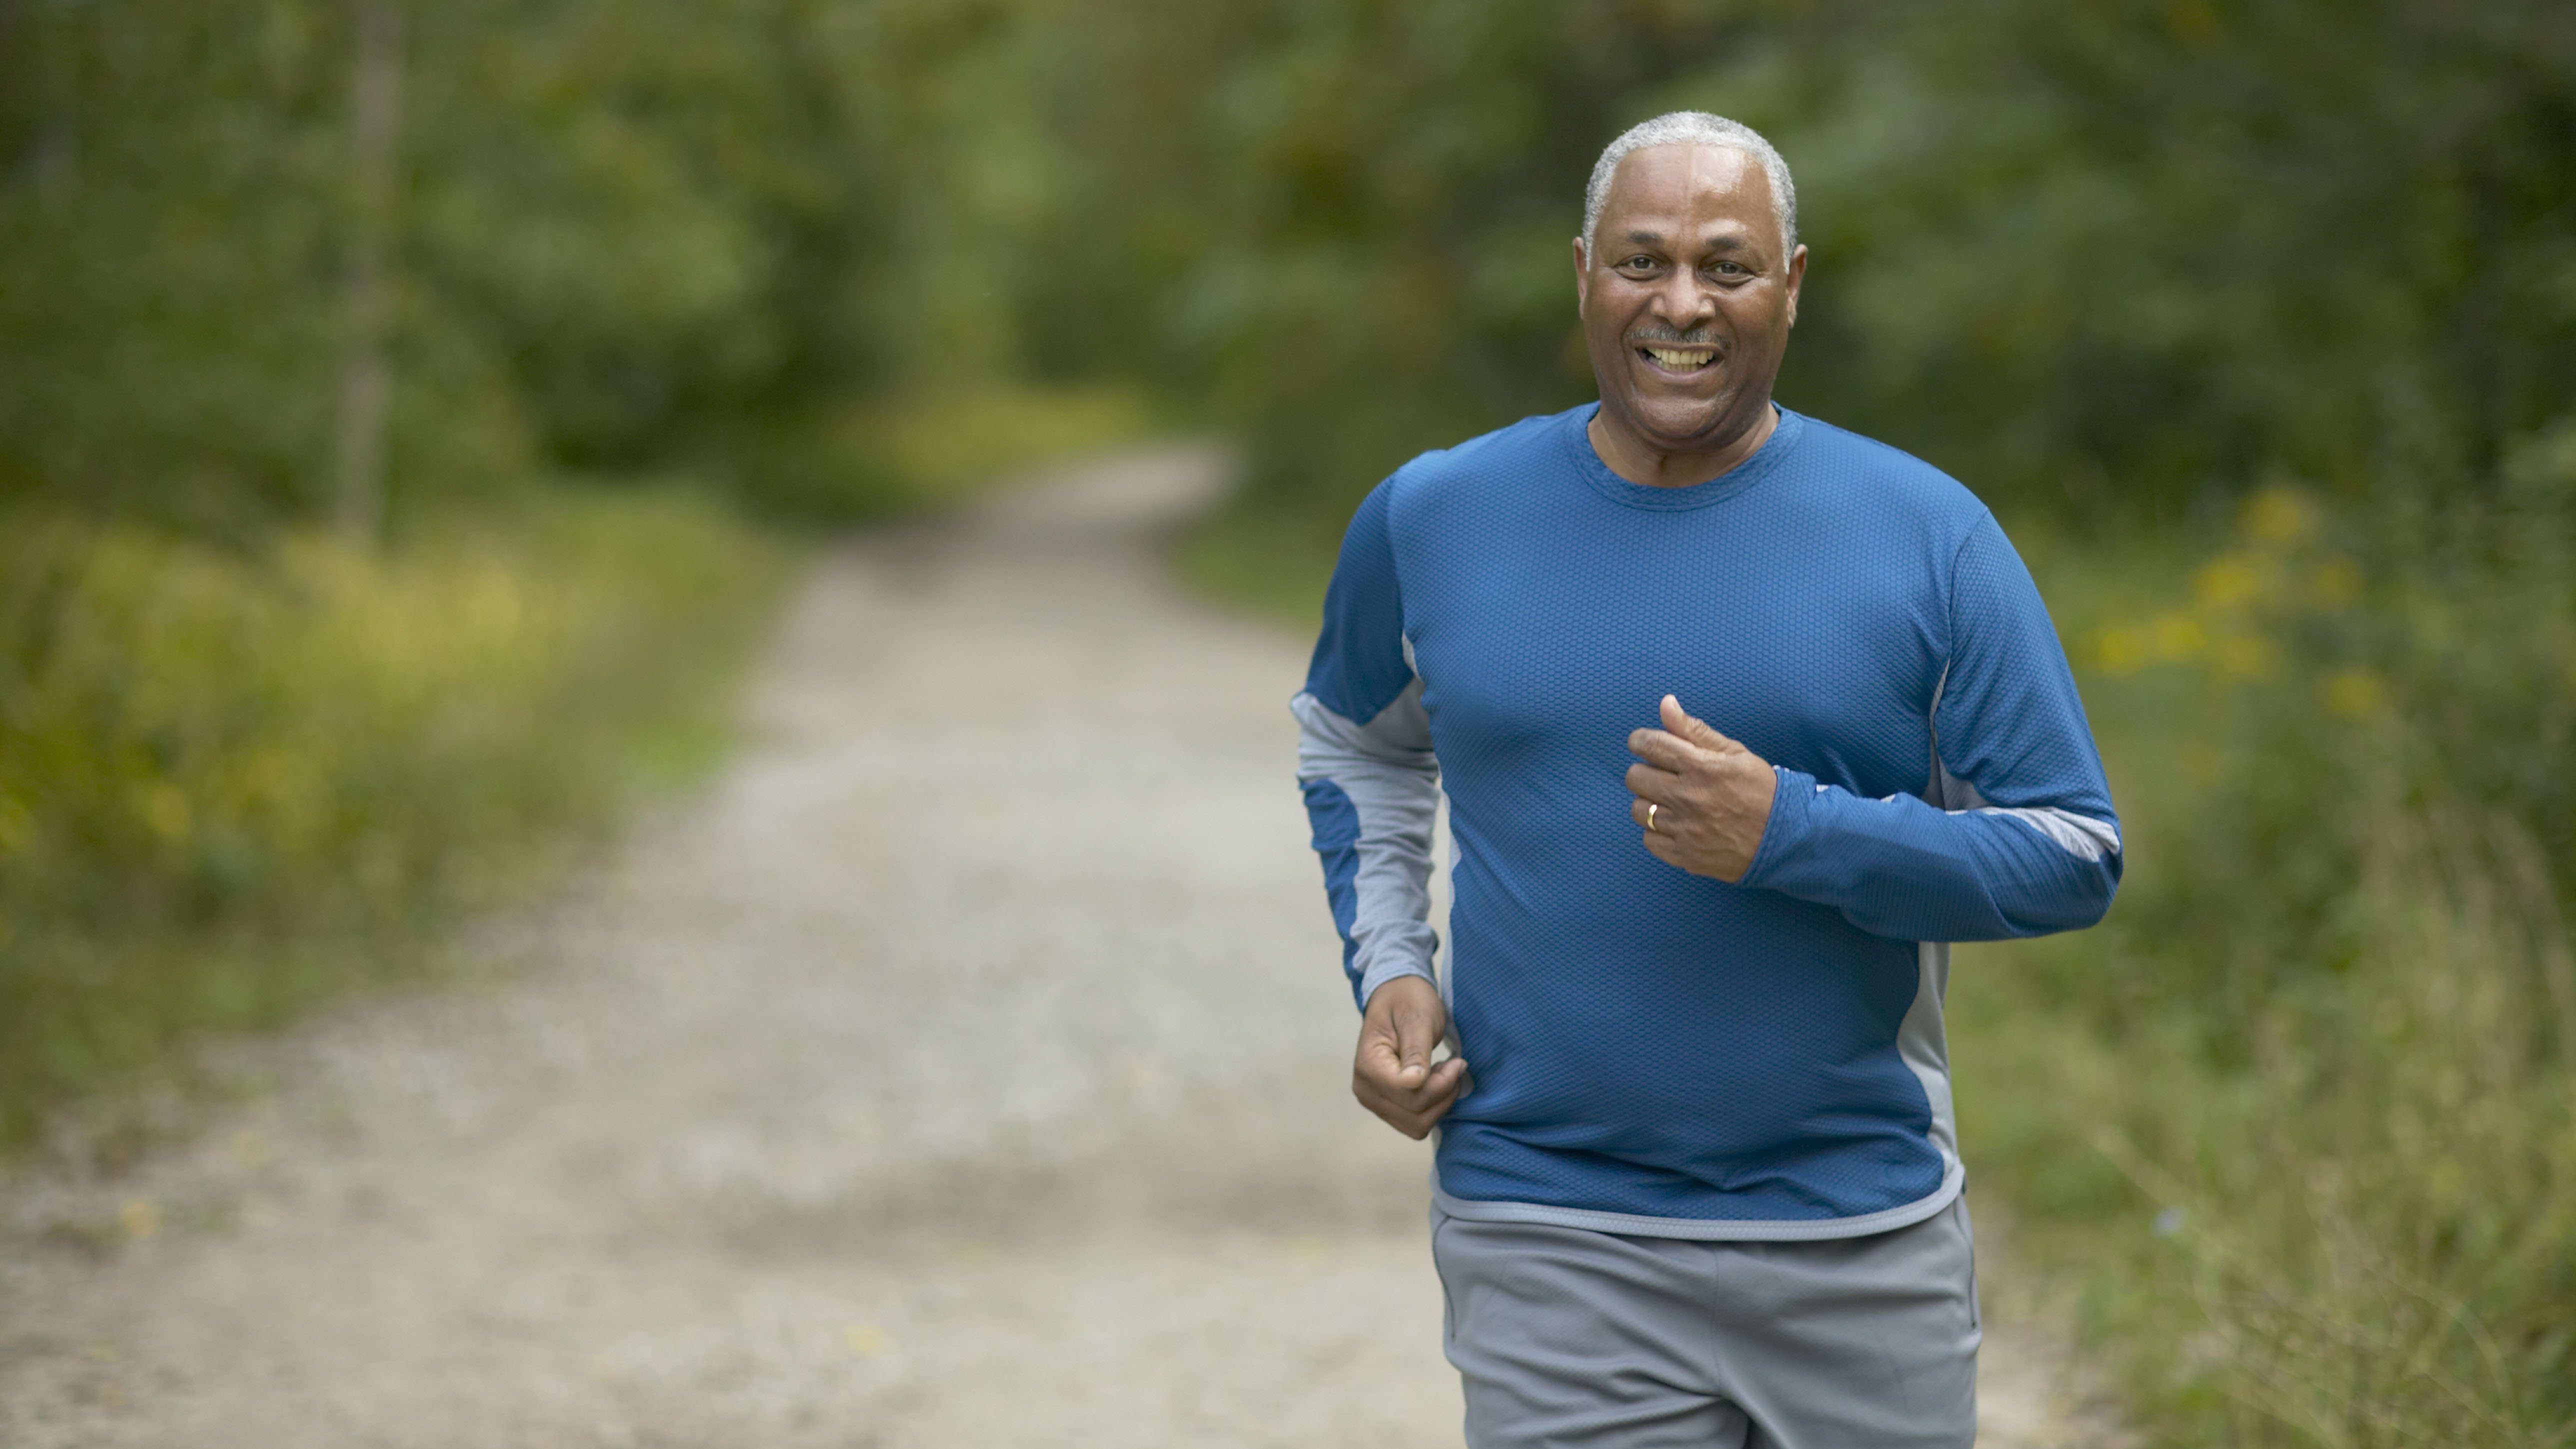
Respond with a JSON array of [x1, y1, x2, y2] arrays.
[[1784, 244, 1808, 328], [1572, 236, 1591, 316]]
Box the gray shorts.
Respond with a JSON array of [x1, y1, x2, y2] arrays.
[[1430, 1194, 1981, 1449]]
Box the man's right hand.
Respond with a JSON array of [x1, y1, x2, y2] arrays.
[[1352, 974, 1468, 1139]]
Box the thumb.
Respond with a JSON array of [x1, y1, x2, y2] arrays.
[[1396, 1018, 1431, 1081], [1661, 693, 1738, 752]]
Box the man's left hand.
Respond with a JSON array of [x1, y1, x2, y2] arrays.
[[1626, 694, 1778, 882]]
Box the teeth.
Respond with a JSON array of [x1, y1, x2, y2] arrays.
[[1646, 347, 1714, 369]]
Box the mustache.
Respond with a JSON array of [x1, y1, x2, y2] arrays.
[[1626, 325, 1718, 346]]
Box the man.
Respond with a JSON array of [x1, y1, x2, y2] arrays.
[[1292, 112, 2120, 1448]]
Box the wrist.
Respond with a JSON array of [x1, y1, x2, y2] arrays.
[[1360, 964, 1438, 1012], [1738, 764, 1812, 887]]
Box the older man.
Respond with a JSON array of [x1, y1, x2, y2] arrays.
[[1292, 112, 2120, 1448]]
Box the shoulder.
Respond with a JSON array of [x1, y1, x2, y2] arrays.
[[1378, 406, 1587, 518], [1779, 411, 1991, 531]]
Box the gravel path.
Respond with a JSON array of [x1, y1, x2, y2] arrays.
[[0, 447, 2116, 1447]]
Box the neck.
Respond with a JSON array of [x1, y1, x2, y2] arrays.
[[1587, 402, 1780, 489]]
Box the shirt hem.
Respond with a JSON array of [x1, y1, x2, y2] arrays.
[[1430, 1160, 1964, 1242]]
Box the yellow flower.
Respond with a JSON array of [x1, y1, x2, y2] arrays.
[[2095, 626, 2149, 674], [139, 784, 192, 842], [2150, 613, 2208, 660], [2307, 558, 2362, 608], [2210, 632, 2276, 680], [2323, 670, 2387, 718], [2243, 488, 2318, 544], [2193, 554, 2270, 609]]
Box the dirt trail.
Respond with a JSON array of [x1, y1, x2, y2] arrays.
[[0, 448, 2112, 1447]]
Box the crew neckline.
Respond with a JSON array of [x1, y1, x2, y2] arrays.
[[1564, 402, 1806, 512]]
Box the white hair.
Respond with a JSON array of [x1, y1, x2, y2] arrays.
[[1580, 112, 1798, 258]]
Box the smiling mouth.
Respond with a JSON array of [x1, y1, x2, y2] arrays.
[[1638, 345, 1719, 374]]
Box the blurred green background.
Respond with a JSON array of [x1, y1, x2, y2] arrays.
[[5, 0, 2574, 1440]]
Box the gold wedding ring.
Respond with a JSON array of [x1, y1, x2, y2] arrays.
[[1646, 802, 1660, 833]]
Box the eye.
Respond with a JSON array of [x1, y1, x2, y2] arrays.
[[1614, 254, 1662, 275], [1705, 260, 1750, 279]]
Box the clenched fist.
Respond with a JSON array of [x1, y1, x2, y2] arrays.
[[1352, 974, 1468, 1138]]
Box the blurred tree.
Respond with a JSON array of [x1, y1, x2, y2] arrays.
[[1012, 0, 2576, 532], [1028, 0, 1784, 524], [0, 0, 1090, 530], [330, 0, 404, 544], [0, 0, 346, 533], [7, 0, 2566, 531], [1772, 0, 2576, 528]]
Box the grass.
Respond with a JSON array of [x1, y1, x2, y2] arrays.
[[748, 384, 1164, 522], [0, 484, 793, 1148], [1952, 505, 2576, 1446]]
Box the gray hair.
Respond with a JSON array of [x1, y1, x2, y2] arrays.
[[1581, 112, 1798, 258]]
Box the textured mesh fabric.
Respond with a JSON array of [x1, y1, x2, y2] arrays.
[[1299, 404, 2118, 1230]]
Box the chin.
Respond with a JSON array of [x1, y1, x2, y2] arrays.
[[1626, 396, 1734, 446]]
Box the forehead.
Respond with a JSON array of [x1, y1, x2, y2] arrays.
[[1600, 144, 1777, 236]]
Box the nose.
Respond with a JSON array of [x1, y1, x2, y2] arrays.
[[1653, 265, 1718, 331]]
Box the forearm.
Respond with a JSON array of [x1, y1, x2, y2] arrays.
[[1294, 688, 1442, 1006], [1742, 766, 2120, 941]]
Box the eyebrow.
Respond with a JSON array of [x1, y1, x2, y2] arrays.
[[1617, 229, 1759, 252]]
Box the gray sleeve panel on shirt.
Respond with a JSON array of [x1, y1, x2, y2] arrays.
[[1294, 681, 1442, 1007], [1928, 722, 2122, 859]]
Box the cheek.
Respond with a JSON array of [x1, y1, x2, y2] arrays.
[[1728, 293, 1790, 338]]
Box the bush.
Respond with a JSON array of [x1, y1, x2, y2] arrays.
[[1953, 456, 2576, 1445], [0, 488, 787, 1145]]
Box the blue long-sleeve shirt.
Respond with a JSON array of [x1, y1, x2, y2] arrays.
[[1294, 404, 2120, 1240]]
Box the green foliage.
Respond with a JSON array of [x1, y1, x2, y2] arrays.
[[0, 490, 787, 1144], [1948, 466, 2576, 1444], [0, 0, 1120, 527], [1774, 0, 2576, 527], [1014, 0, 2576, 532], [8, 0, 2576, 1434], [1031, 0, 1766, 522], [1956, 887, 2576, 1446], [0, 0, 1162, 1140]]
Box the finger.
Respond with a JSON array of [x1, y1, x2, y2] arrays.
[[1365, 1098, 1446, 1140], [1360, 1054, 1467, 1110], [1392, 996, 1450, 1084], [1624, 760, 1682, 799], [1662, 694, 1744, 754], [1358, 1029, 1410, 1086], [1359, 1030, 1447, 1094], [1394, 1012, 1435, 1078], [1628, 730, 1700, 772], [1353, 1070, 1440, 1138], [1356, 1059, 1468, 1134], [1354, 1066, 1456, 1126]]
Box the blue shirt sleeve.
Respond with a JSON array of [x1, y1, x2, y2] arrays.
[[1304, 481, 1413, 722], [1296, 478, 1442, 1008], [1739, 513, 2122, 940]]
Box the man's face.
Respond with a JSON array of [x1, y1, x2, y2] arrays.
[[1577, 144, 1806, 456]]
